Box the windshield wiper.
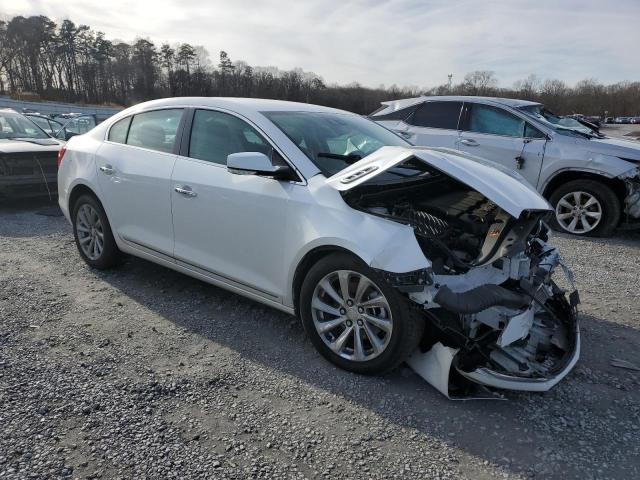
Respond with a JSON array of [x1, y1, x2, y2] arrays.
[[317, 152, 363, 163]]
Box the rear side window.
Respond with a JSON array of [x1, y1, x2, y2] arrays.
[[108, 117, 131, 144], [189, 109, 273, 165], [370, 104, 420, 121], [465, 104, 524, 137], [126, 109, 183, 153], [408, 101, 462, 129]]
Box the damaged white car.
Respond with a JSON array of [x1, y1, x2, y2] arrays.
[[371, 96, 640, 236], [57, 98, 580, 396]]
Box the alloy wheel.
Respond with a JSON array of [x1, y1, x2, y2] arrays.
[[76, 204, 105, 260], [555, 191, 603, 234], [311, 270, 393, 362]]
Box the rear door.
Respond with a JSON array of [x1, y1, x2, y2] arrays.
[[95, 108, 184, 257], [400, 100, 463, 148], [457, 103, 547, 188]]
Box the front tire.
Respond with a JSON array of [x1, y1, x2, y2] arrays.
[[548, 179, 620, 237], [72, 194, 121, 269], [299, 253, 424, 375]]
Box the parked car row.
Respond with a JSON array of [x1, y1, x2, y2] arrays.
[[58, 97, 581, 396], [0, 108, 65, 198], [0, 109, 103, 199], [566, 114, 602, 129], [24, 111, 99, 140], [4, 96, 640, 238], [370, 96, 640, 236], [608, 116, 640, 124]]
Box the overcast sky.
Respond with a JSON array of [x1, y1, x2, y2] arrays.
[[2, 0, 639, 88]]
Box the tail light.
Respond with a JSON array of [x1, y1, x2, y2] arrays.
[[56, 146, 67, 169]]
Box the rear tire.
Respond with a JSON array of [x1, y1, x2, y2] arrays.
[[72, 194, 121, 269], [299, 253, 424, 375], [548, 179, 620, 237]]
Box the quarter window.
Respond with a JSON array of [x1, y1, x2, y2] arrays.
[[408, 101, 463, 129], [524, 123, 546, 139], [108, 116, 131, 144], [126, 109, 183, 153], [189, 110, 273, 165], [465, 104, 525, 137]]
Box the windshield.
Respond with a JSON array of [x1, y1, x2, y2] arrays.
[[263, 111, 411, 176], [518, 105, 600, 138], [0, 111, 50, 140]]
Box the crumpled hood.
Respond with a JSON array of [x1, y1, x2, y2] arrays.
[[582, 136, 640, 163], [326, 146, 551, 218]]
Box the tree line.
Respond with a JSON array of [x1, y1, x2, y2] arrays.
[[1, 15, 639, 116]]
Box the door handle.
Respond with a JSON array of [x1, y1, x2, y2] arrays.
[[460, 139, 479, 146], [99, 165, 115, 175], [174, 185, 197, 197]]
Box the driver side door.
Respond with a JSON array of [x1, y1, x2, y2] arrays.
[[171, 109, 299, 301], [456, 103, 547, 188]]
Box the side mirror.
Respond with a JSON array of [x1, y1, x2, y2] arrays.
[[227, 152, 293, 180]]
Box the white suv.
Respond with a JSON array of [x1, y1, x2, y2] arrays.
[[372, 96, 640, 236]]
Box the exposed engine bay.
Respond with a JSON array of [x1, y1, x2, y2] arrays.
[[343, 161, 580, 397]]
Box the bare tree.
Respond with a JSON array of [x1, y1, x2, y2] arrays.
[[0, 15, 638, 116], [461, 71, 498, 95]]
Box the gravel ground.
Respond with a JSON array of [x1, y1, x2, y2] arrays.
[[1, 200, 639, 480], [600, 123, 640, 140]]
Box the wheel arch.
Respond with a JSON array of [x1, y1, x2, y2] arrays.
[[68, 183, 105, 215], [541, 169, 627, 205], [291, 245, 360, 318]]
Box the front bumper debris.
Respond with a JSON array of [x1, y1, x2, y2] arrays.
[[404, 242, 581, 398], [624, 178, 640, 220]]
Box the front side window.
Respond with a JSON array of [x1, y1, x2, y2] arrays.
[[126, 109, 183, 153], [264, 111, 410, 176], [408, 101, 463, 129], [108, 116, 131, 144], [189, 110, 274, 165], [465, 104, 525, 137]]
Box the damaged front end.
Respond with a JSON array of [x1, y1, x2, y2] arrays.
[[408, 234, 580, 397], [330, 146, 580, 396], [621, 168, 640, 223]]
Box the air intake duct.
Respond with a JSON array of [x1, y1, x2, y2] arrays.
[[433, 284, 529, 314]]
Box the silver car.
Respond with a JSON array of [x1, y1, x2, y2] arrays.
[[372, 96, 640, 236]]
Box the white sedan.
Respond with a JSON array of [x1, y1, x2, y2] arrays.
[[57, 98, 580, 396]]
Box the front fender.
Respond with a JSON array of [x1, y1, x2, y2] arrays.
[[540, 154, 639, 193], [283, 207, 431, 308]]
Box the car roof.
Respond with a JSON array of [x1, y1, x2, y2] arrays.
[[125, 97, 349, 116], [379, 95, 541, 111]]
